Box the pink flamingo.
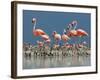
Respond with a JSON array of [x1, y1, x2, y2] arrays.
[[82, 41, 87, 46], [40, 34, 51, 46], [67, 29, 88, 37], [61, 29, 70, 46], [52, 31, 61, 45], [37, 40, 44, 47], [76, 29, 88, 46], [45, 39, 51, 44], [32, 18, 46, 36]]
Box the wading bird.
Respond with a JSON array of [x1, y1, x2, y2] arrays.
[[52, 31, 61, 45], [37, 40, 44, 47], [61, 29, 70, 46], [32, 18, 46, 36], [40, 34, 51, 46]]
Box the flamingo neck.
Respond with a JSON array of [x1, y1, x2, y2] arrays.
[[33, 21, 36, 30], [74, 25, 76, 30], [63, 29, 66, 34]]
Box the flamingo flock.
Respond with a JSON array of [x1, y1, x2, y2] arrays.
[[23, 18, 90, 56], [32, 18, 88, 46]]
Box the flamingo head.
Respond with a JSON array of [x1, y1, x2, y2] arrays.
[[32, 18, 36, 23], [72, 20, 77, 27], [52, 31, 57, 36]]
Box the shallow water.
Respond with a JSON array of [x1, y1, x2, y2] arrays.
[[23, 55, 91, 69]]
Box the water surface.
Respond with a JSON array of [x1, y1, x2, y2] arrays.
[[23, 55, 91, 69]]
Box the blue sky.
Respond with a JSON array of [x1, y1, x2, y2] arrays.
[[23, 10, 91, 46]]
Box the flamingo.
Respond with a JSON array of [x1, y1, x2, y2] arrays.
[[32, 18, 46, 36], [37, 40, 44, 47], [67, 28, 88, 37], [67, 21, 88, 38], [67, 22, 88, 37], [74, 29, 88, 43], [45, 39, 51, 46], [75, 29, 88, 55], [61, 29, 70, 46], [52, 31, 61, 45], [67, 29, 78, 45], [40, 34, 51, 46], [45, 39, 51, 43]]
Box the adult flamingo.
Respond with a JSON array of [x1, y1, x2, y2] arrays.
[[67, 28, 88, 38], [32, 18, 46, 36], [61, 29, 70, 46], [76, 29, 88, 45], [52, 31, 61, 45]]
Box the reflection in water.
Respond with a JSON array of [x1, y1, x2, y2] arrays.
[[23, 55, 91, 69]]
